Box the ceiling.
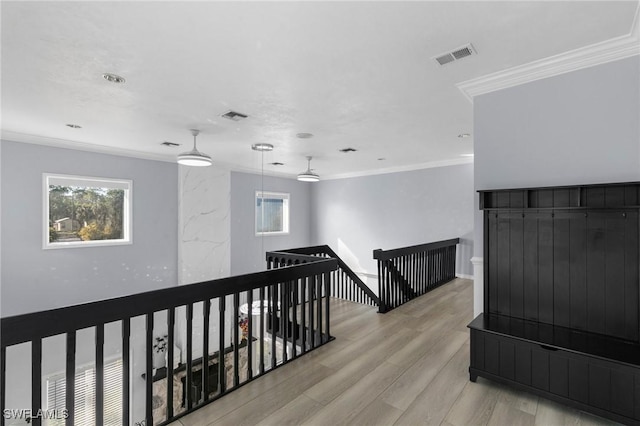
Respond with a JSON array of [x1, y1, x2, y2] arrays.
[[1, 1, 638, 179]]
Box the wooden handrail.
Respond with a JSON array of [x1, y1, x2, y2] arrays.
[[267, 245, 379, 307], [373, 238, 460, 261], [1, 259, 337, 348]]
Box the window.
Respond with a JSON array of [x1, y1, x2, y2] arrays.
[[46, 358, 123, 425], [44, 174, 132, 249], [255, 191, 289, 235]]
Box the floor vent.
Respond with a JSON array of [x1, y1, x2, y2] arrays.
[[434, 43, 476, 66]]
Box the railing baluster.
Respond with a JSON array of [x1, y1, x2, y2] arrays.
[[96, 324, 104, 426], [218, 296, 226, 394], [202, 300, 210, 403], [317, 274, 323, 344], [247, 290, 253, 379], [324, 272, 331, 341], [422, 251, 427, 294], [309, 276, 315, 348], [233, 293, 240, 387], [167, 308, 175, 418], [121, 318, 130, 426], [186, 303, 193, 409], [270, 284, 277, 369], [282, 281, 289, 363], [31, 338, 42, 426], [145, 314, 153, 425], [65, 331, 76, 426], [292, 280, 299, 358], [301, 278, 307, 352], [259, 287, 265, 375]]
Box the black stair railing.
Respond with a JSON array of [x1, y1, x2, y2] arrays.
[[0, 260, 336, 426], [374, 238, 459, 313], [266, 245, 379, 307]]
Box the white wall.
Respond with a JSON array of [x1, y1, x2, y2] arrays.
[[1, 141, 179, 316], [1, 140, 180, 424], [230, 171, 312, 275], [473, 55, 640, 315], [311, 163, 475, 288]]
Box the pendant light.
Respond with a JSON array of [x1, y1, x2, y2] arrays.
[[297, 156, 320, 182], [177, 129, 212, 167]]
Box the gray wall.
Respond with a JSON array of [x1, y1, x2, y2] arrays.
[[230, 171, 312, 275], [311, 163, 475, 279], [1, 140, 179, 316], [473, 55, 640, 311]]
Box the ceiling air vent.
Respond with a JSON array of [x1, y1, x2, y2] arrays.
[[221, 110, 248, 121], [339, 148, 357, 153], [161, 141, 180, 147], [434, 43, 476, 66]]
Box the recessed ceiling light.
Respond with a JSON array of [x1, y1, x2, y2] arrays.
[[102, 73, 126, 84], [458, 133, 471, 138], [251, 143, 274, 151], [65, 124, 82, 129], [296, 133, 314, 139], [339, 148, 357, 153]]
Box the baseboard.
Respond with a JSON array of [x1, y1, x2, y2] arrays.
[[456, 273, 473, 280]]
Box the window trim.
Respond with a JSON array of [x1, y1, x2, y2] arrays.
[[255, 191, 290, 236], [43, 173, 133, 250]]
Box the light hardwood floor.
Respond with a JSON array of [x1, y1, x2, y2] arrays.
[[172, 278, 619, 426]]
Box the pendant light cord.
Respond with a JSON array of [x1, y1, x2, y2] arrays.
[[260, 149, 265, 267]]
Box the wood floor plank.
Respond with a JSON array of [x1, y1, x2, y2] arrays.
[[496, 379, 538, 416], [314, 317, 406, 369], [254, 394, 324, 426], [487, 393, 536, 426], [304, 327, 415, 405], [348, 399, 404, 426], [176, 357, 331, 425], [380, 330, 468, 411], [209, 362, 334, 426], [393, 341, 470, 426], [385, 315, 452, 367], [301, 361, 405, 426], [443, 379, 501, 426]]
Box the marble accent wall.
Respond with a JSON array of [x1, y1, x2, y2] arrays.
[[179, 165, 231, 285], [177, 165, 231, 365]]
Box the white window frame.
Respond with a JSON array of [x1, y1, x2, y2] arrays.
[[43, 173, 133, 249], [255, 191, 290, 236]]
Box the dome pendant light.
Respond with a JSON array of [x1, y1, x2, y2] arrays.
[[177, 129, 212, 167], [297, 156, 320, 182]]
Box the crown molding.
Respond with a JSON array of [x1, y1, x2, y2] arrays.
[[457, 3, 640, 102], [1, 130, 176, 163], [322, 157, 473, 181], [1, 130, 302, 179]]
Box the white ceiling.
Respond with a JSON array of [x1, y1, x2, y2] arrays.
[[1, 1, 638, 179]]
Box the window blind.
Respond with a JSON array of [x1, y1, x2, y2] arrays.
[[46, 358, 123, 425]]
